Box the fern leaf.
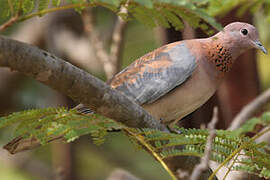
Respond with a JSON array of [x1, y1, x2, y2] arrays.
[[129, 5, 156, 27], [161, 9, 184, 30], [0, 0, 11, 21], [52, 0, 61, 7], [134, 0, 153, 8], [22, 0, 35, 15], [1, 108, 270, 179], [38, 0, 50, 12]]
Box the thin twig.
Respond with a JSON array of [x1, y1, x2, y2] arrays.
[[82, 3, 128, 79], [107, 169, 141, 180], [82, 8, 114, 78], [176, 169, 189, 179], [19, 2, 105, 21], [3, 135, 64, 154], [109, 4, 128, 76], [228, 88, 270, 130], [190, 107, 219, 180], [7, 0, 14, 16], [1, 1, 88, 33], [0, 15, 19, 32], [222, 152, 241, 180], [0, 0, 23, 32]]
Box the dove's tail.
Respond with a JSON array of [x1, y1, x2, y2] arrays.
[[74, 104, 94, 115]]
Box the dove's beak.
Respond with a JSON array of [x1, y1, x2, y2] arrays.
[[254, 41, 268, 54]]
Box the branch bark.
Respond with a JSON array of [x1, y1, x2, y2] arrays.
[[0, 36, 167, 131]]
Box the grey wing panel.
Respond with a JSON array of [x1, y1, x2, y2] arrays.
[[114, 43, 197, 105]]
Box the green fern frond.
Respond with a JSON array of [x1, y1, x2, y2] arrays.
[[0, 0, 223, 32], [161, 9, 184, 30], [22, 0, 35, 16], [0, 0, 12, 22], [38, 0, 50, 12], [0, 107, 122, 145], [2, 0, 270, 33], [1, 108, 270, 179], [125, 112, 270, 179], [52, 0, 61, 7], [133, 0, 153, 8], [128, 4, 156, 27]]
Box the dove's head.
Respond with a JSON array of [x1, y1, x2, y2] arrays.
[[218, 22, 267, 54]]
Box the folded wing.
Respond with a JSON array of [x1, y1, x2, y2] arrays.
[[109, 42, 197, 105]]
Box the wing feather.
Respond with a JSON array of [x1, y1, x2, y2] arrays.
[[109, 42, 197, 105]]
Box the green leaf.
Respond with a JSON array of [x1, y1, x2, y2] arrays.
[[231, 118, 261, 136], [52, 0, 61, 7], [22, 0, 35, 14], [134, 0, 153, 8], [262, 112, 270, 123], [0, 0, 11, 20], [38, 0, 50, 12], [129, 5, 156, 27], [161, 9, 184, 30]]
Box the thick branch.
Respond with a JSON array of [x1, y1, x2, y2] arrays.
[[0, 36, 167, 131]]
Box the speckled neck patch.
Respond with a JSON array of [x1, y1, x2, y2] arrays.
[[207, 42, 233, 74]]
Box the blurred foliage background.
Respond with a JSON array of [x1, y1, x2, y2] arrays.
[[0, 0, 270, 179]]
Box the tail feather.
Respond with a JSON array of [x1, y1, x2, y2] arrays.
[[74, 104, 122, 132], [74, 104, 94, 115]]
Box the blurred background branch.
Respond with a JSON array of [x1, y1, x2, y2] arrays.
[[107, 169, 141, 180], [82, 6, 127, 79], [190, 107, 218, 180]]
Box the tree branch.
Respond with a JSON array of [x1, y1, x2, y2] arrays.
[[228, 88, 270, 130], [190, 107, 218, 180], [107, 169, 141, 180], [0, 36, 167, 131], [109, 6, 128, 75], [0, 15, 19, 32], [82, 9, 114, 78], [82, 6, 128, 79]]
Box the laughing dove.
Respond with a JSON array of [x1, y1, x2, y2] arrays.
[[77, 22, 267, 127]]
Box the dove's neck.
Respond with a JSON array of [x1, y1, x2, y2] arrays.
[[210, 32, 250, 59], [199, 33, 247, 75]]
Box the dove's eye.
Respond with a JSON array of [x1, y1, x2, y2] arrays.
[[241, 29, 248, 35]]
